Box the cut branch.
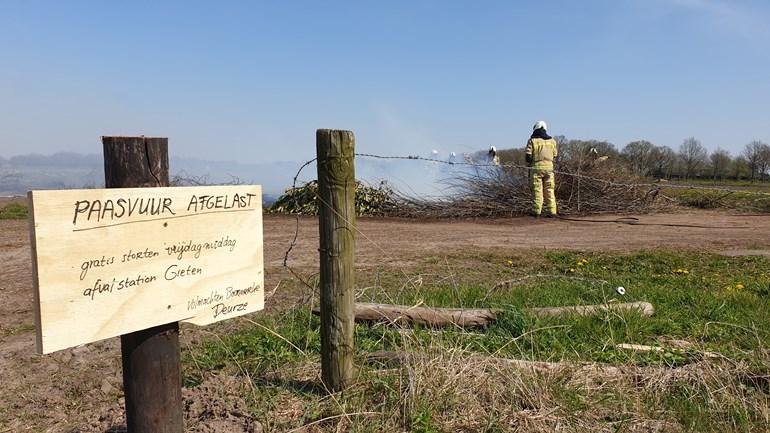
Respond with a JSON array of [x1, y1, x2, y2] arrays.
[[312, 303, 502, 327], [616, 343, 721, 359], [310, 301, 654, 328], [529, 301, 654, 318], [365, 350, 704, 383], [366, 350, 566, 373]]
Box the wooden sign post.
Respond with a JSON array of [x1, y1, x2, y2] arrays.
[[27, 137, 265, 432], [316, 129, 355, 391], [106, 137, 180, 433]]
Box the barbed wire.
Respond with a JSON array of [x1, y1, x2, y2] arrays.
[[280, 158, 320, 307], [280, 152, 763, 310], [354, 153, 770, 196], [282, 157, 316, 269], [281, 156, 426, 308], [282, 153, 767, 266]]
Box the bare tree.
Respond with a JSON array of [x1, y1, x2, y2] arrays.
[[678, 137, 707, 179], [557, 139, 618, 166], [649, 145, 676, 179], [759, 142, 770, 181], [621, 140, 655, 176], [709, 148, 731, 181], [742, 140, 767, 182], [732, 156, 750, 180]]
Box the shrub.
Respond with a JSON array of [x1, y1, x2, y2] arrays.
[[269, 180, 397, 216], [0, 202, 28, 219]]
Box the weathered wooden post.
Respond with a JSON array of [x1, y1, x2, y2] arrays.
[[316, 129, 355, 391], [28, 136, 265, 432], [102, 136, 184, 433]]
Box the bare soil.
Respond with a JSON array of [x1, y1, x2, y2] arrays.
[[2, 211, 769, 432]]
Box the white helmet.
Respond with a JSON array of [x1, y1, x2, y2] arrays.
[[490, 145, 496, 152], [533, 120, 548, 131]]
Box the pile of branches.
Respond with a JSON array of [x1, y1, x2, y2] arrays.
[[269, 180, 398, 216], [390, 161, 674, 218], [271, 157, 674, 218]]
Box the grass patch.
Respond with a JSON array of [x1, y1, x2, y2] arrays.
[[663, 187, 770, 212], [668, 179, 770, 190], [0, 202, 27, 219], [185, 250, 770, 431], [0, 323, 35, 339]]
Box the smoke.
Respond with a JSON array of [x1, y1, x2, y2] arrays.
[[354, 150, 488, 198], [1, 148, 493, 202]]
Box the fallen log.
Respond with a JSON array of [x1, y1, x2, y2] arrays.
[[311, 301, 654, 328], [313, 303, 503, 327], [365, 350, 701, 383]]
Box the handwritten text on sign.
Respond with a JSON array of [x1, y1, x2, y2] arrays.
[[28, 185, 264, 354]]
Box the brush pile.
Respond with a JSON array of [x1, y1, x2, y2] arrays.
[[272, 150, 675, 217], [269, 180, 398, 216], [391, 159, 674, 217]]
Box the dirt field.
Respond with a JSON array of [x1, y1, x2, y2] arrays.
[[2, 211, 770, 432]]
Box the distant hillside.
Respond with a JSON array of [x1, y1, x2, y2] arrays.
[[0, 152, 300, 201], [1, 150, 476, 200]]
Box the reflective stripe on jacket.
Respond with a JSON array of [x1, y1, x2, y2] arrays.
[[526, 137, 558, 170]]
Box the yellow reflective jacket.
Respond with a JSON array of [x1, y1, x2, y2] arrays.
[[525, 138, 558, 171]]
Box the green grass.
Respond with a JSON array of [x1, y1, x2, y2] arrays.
[[665, 187, 770, 212], [668, 178, 770, 189], [0, 202, 27, 219], [0, 323, 34, 339], [185, 250, 770, 432], [661, 178, 770, 212]]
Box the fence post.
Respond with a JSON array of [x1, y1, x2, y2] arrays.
[[102, 136, 184, 433], [316, 129, 355, 391]]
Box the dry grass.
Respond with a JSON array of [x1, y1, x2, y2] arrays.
[[367, 346, 769, 432], [183, 250, 770, 432], [247, 339, 770, 432]]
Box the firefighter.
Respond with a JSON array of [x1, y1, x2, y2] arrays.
[[488, 146, 500, 165], [525, 120, 558, 217]]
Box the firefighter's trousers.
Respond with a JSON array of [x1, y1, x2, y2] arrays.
[[530, 169, 557, 216]]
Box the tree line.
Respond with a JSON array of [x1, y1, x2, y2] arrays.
[[618, 138, 770, 181], [498, 137, 770, 182]]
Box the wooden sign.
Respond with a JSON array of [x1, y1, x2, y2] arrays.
[[28, 185, 264, 354]]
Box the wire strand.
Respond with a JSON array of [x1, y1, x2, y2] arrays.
[[354, 152, 770, 196]]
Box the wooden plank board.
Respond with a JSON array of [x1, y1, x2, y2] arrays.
[[28, 185, 264, 354]]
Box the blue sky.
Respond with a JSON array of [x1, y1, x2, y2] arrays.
[[1, 0, 769, 162]]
